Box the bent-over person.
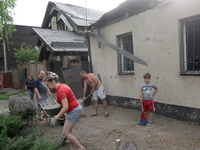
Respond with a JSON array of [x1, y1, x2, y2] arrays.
[[80, 70, 109, 118], [44, 76, 85, 150]]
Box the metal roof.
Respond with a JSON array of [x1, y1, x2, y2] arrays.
[[93, 0, 158, 28], [42, 1, 105, 28], [32, 28, 88, 52]]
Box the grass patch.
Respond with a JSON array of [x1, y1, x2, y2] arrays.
[[7, 90, 27, 97], [0, 91, 7, 95], [0, 95, 9, 100], [0, 90, 27, 100]]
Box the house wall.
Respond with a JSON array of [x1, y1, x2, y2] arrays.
[[90, 0, 200, 123]]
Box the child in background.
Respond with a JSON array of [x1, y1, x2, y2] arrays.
[[140, 73, 158, 126], [0, 77, 3, 90]]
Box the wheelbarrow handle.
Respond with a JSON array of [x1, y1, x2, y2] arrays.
[[53, 97, 57, 104], [39, 102, 51, 124]]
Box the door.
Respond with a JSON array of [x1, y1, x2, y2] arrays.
[[3, 72, 13, 88], [61, 64, 83, 99], [61, 62, 91, 105]]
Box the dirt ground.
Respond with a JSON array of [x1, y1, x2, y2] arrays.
[[1, 89, 200, 150]]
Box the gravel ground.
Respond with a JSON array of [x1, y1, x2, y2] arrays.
[[1, 88, 200, 150]]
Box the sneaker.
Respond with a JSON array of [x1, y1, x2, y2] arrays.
[[147, 122, 153, 126]]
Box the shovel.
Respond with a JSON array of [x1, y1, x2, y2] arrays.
[[138, 103, 147, 126]]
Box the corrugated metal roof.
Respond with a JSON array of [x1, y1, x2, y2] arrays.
[[42, 2, 104, 27], [32, 28, 88, 52], [93, 0, 158, 28]]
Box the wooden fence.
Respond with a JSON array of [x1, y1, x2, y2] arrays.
[[12, 61, 45, 89]]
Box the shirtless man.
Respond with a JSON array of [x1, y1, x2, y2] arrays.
[[80, 70, 109, 118]]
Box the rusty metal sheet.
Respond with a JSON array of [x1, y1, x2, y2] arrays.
[[61, 64, 82, 85], [61, 64, 82, 99]]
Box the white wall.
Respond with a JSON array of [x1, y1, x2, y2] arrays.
[[90, 0, 200, 108]]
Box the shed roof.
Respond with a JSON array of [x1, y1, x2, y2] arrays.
[[93, 0, 158, 28], [32, 28, 88, 52], [42, 1, 105, 28]]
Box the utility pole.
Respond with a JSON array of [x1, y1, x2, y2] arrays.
[[1, 41, 7, 72]]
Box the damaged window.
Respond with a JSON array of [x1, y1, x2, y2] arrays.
[[117, 33, 134, 74], [181, 17, 200, 74]]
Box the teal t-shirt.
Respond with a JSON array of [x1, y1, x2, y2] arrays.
[[140, 83, 155, 100]]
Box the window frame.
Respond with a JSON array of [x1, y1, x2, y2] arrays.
[[117, 32, 134, 75], [180, 15, 200, 75]]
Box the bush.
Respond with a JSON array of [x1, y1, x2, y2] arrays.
[[0, 114, 62, 150], [1, 114, 27, 138], [20, 126, 44, 138], [0, 114, 28, 149], [6, 134, 37, 150], [30, 136, 62, 150], [8, 96, 37, 121], [0, 125, 13, 149]]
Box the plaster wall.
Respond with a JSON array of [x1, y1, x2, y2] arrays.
[[90, 0, 200, 109]]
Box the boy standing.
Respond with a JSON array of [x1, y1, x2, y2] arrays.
[[140, 73, 158, 126]]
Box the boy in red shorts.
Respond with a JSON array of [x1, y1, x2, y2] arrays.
[[140, 73, 158, 126]]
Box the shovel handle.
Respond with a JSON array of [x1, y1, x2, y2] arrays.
[[141, 103, 144, 111], [53, 97, 57, 104], [81, 91, 93, 106], [85, 91, 93, 100]]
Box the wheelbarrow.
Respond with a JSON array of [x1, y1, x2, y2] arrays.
[[38, 98, 65, 125]]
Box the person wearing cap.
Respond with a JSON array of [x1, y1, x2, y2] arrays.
[[25, 74, 35, 100]]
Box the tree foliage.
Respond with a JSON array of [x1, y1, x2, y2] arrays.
[[0, 0, 17, 49], [14, 43, 41, 66]]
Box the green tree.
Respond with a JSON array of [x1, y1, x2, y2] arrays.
[[0, 0, 17, 49], [14, 43, 41, 66]]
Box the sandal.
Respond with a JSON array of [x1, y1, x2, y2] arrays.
[[90, 114, 98, 117], [105, 114, 109, 118]]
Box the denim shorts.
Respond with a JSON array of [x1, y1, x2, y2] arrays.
[[66, 104, 82, 122]]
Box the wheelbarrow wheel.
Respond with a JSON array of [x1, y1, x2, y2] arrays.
[[59, 115, 65, 126]]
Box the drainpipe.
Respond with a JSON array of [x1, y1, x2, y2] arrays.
[[2, 41, 7, 72], [87, 36, 93, 73]]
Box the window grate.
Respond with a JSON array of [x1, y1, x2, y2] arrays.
[[117, 33, 134, 74], [181, 17, 200, 74]]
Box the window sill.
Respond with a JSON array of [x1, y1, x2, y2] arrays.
[[118, 72, 135, 75], [179, 71, 200, 76]]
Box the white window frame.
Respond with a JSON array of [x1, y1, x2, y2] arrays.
[[180, 16, 200, 75], [117, 33, 134, 74]]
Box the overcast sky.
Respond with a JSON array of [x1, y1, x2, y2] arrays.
[[13, 0, 126, 27]]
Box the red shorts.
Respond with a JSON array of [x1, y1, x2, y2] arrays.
[[143, 99, 154, 112]]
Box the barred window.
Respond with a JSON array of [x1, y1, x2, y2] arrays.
[[117, 33, 134, 74], [181, 17, 200, 74]]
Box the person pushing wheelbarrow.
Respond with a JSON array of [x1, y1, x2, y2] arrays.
[[44, 75, 86, 150]]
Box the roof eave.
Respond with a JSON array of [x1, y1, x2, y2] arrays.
[[93, 0, 158, 28]]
